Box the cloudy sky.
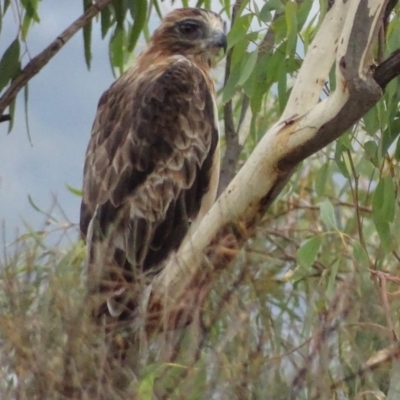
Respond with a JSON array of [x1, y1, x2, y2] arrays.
[[0, 2, 165, 242]]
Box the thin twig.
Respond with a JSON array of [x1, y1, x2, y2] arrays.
[[291, 280, 353, 399], [330, 345, 400, 391], [346, 149, 366, 248], [374, 49, 400, 89], [370, 270, 399, 341], [0, 115, 11, 123]]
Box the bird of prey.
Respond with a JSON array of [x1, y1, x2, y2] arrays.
[[80, 8, 227, 323]]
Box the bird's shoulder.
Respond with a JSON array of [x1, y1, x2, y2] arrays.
[[80, 55, 218, 240]]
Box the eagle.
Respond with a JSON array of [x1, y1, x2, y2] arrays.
[[80, 8, 227, 324]]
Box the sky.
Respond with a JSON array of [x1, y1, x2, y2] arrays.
[[0, 2, 112, 242], [0, 2, 168, 243]]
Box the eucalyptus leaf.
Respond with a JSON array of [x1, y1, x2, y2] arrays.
[[297, 236, 321, 268], [127, 0, 147, 52], [0, 39, 20, 93], [319, 200, 337, 229], [238, 49, 258, 86], [372, 177, 395, 223], [83, 0, 92, 69], [227, 14, 252, 50]]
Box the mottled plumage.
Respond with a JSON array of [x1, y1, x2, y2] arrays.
[[80, 8, 226, 321]]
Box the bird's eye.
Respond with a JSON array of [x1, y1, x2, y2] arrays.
[[178, 21, 200, 36]]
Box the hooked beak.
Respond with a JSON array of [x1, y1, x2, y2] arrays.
[[209, 31, 228, 53]]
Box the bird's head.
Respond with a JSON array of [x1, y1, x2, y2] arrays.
[[150, 8, 227, 67]]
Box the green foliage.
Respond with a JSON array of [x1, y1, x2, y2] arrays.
[[83, 0, 93, 69], [0, 39, 20, 93], [20, 0, 40, 39], [0, 0, 151, 88], [127, 0, 148, 52], [297, 236, 321, 269]]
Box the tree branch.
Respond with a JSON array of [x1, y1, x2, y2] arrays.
[[0, 114, 11, 123], [374, 49, 400, 89], [0, 0, 113, 119], [143, 0, 398, 333]]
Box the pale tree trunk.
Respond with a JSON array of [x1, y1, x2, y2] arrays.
[[141, 0, 400, 333]]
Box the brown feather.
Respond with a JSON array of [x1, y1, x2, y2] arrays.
[[80, 8, 225, 320]]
